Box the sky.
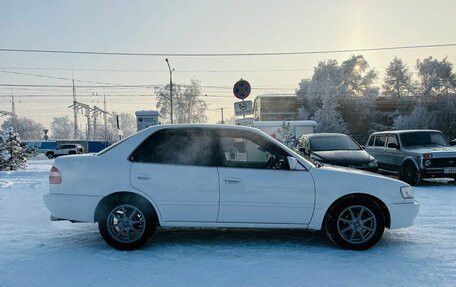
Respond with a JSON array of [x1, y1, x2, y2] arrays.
[[0, 0, 455, 131]]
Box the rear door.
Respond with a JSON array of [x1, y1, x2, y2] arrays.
[[383, 134, 402, 171], [216, 129, 315, 224], [370, 135, 387, 167], [129, 128, 220, 223]]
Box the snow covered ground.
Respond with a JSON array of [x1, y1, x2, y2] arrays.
[[0, 159, 455, 287]]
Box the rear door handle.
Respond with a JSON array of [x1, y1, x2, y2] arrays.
[[224, 177, 241, 184], [136, 174, 151, 180]]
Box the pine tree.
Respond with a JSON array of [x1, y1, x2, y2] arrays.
[[0, 127, 27, 171]]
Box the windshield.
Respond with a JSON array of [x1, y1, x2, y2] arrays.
[[400, 132, 449, 148], [310, 135, 361, 151]]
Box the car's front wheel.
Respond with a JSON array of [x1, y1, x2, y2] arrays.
[[326, 197, 385, 250], [46, 152, 54, 159], [98, 196, 156, 250], [401, 163, 421, 186]]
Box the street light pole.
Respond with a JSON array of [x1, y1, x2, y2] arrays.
[[165, 58, 173, 124]]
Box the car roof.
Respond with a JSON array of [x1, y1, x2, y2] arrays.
[[146, 123, 262, 132], [301, 133, 349, 138], [370, 130, 442, 136]]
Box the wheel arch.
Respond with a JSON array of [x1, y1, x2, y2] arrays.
[[322, 193, 391, 230], [94, 191, 160, 225], [401, 157, 420, 172]]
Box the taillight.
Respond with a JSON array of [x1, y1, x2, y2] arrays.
[[49, 166, 62, 184]]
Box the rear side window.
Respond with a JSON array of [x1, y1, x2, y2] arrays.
[[367, 136, 375, 146], [130, 129, 217, 166], [374, 135, 386, 147]]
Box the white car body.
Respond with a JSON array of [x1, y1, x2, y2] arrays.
[[44, 124, 419, 249]]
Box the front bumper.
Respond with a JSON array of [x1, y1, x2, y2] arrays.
[[43, 193, 102, 223], [388, 201, 420, 229], [421, 168, 456, 178]]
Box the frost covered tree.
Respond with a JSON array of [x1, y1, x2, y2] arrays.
[[312, 96, 349, 133], [50, 116, 73, 139], [0, 127, 27, 171], [417, 57, 456, 97], [383, 57, 415, 100], [296, 55, 377, 136], [1, 117, 44, 140], [156, 79, 208, 123], [392, 105, 436, 130]]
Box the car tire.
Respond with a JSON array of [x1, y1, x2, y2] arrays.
[[68, 151, 76, 155], [401, 163, 421, 186], [46, 152, 54, 159], [98, 196, 157, 250], [325, 197, 385, 250]]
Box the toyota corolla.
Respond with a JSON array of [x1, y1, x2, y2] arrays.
[[44, 124, 419, 250]]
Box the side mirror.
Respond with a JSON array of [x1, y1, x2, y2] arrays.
[[450, 140, 456, 146], [388, 143, 399, 149], [287, 156, 298, 170], [361, 145, 366, 150]]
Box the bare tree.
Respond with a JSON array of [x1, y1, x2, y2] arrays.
[[156, 79, 208, 123]]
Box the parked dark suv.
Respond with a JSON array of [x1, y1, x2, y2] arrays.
[[366, 130, 456, 185]]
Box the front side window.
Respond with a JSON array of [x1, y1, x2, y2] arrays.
[[218, 131, 289, 170], [386, 134, 399, 147], [130, 129, 217, 166]]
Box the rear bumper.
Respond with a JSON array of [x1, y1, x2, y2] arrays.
[[43, 193, 102, 223], [388, 201, 420, 229]]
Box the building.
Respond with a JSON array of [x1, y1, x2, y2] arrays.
[[253, 95, 300, 121]]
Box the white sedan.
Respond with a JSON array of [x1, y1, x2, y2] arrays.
[[44, 124, 419, 250]]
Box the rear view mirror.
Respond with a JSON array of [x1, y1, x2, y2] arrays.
[[287, 156, 298, 170]]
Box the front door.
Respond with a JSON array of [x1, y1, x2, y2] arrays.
[[216, 130, 315, 224]]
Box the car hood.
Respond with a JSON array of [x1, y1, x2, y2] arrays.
[[311, 150, 373, 166], [402, 146, 456, 157]]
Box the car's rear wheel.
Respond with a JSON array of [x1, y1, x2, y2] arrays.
[[401, 163, 421, 186], [98, 196, 156, 250], [326, 197, 385, 250], [46, 152, 54, 159]]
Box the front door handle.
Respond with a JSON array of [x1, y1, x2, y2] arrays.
[[224, 177, 241, 184]]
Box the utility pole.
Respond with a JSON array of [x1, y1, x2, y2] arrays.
[[220, 107, 224, 124], [68, 101, 93, 141], [165, 58, 174, 124], [11, 91, 16, 131], [92, 104, 111, 141], [103, 94, 108, 144], [72, 76, 79, 139]]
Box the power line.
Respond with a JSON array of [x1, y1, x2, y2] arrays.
[[0, 43, 455, 57]]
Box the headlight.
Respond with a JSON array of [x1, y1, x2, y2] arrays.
[[424, 159, 432, 167], [368, 160, 378, 167], [400, 186, 414, 199]]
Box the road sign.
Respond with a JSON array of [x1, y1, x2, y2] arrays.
[[234, 100, 253, 116], [233, 79, 251, 99], [235, 117, 254, 126]]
